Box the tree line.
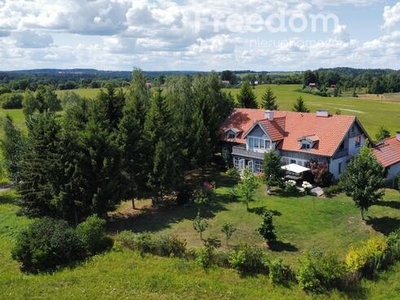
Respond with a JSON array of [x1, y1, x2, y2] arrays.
[[1, 70, 234, 224]]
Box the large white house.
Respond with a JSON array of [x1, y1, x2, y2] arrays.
[[220, 108, 370, 180]]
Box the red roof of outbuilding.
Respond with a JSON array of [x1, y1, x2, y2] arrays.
[[372, 137, 400, 167], [220, 108, 360, 157]]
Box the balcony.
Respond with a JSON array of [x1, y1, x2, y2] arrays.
[[334, 149, 349, 159], [232, 145, 265, 160]]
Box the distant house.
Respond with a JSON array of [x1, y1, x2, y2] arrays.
[[146, 82, 153, 88], [221, 80, 231, 87], [220, 108, 370, 180], [308, 83, 317, 88], [372, 132, 400, 187]]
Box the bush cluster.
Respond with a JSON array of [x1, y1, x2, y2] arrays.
[[228, 244, 270, 275], [0, 93, 23, 109], [117, 231, 187, 258], [323, 185, 343, 198], [12, 216, 111, 273], [297, 250, 347, 293]]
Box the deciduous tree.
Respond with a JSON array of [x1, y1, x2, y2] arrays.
[[340, 146, 385, 220]]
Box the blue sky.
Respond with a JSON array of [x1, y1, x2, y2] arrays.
[[1, 0, 400, 71]]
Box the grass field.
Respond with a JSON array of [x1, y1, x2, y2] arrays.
[[1, 174, 400, 299]]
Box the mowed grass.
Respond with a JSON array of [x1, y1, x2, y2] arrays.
[[110, 174, 400, 267], [1, 179, 400, 299]]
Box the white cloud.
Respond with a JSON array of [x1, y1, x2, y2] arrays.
[[382, 2, 400, 29], [12, 30, 53, 48]]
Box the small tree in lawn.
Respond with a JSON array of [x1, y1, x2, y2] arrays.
[[340, 146, 385, 221], [221, 222, 236, 246], [193, 212, 208, 241], [258, 210, 277, 246], [261, 87, 278, 110], [292, 96, 310, 113], [263, 151, 285, 190], [236, 168, 259, 211]]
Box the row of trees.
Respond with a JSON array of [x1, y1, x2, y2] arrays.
[[2, 70, 234, 224], [236, 82, 310, 112], [303, 68, 400, 94]]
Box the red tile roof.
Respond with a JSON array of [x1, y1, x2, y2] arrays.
[[372, 137, 400, 167], [220, 108, 359, 157]]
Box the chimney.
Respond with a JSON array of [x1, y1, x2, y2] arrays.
[[316, 109, 329, 117], [265, 110, 274, 121], [397, 131, 400, 142]]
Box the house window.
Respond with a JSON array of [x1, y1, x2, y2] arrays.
[[355, 136, 361, 148], [290, 159, 296, 164], [227, 131, 236, 139], [254, 161, 263, 173], [338, 162, 342, 174], [233, 157, 239, 169], [248, 137, 271, 150], [301, 143, 311, 149]]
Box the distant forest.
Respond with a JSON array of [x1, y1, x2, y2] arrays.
[[1, 67, 400, 95]]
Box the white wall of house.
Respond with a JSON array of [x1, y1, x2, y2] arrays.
[[330, 156, 349, 180]]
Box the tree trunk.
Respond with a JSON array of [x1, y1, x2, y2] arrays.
[[361, 208, 365, 221], [131, 198, 135, 210]]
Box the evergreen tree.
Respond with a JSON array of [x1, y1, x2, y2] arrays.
[[261, 87, 278, 110], [22, 86, 61, 116], [76, 100, 125, 217], [96, 84, 125, 131], [292, 96, 310, 113], [340, 146, 385, 220], [237, 81, 258, 108], [263, 151, 285, 187], [144, 89, 184, 199], [258, 210, 277, 244], [18, 112, 63, 218], [1, 116, 26, 183], [118, 95, 142, 208]]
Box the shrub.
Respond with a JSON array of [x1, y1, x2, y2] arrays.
[[0, 93, 23, 109], [345, 236, 388, 278], [268, 259, 293, 285], [297, 250, 347, 293], [116, 231, 187, 258], [228, 244, 269, 275], [257, 210, 277, 244], [284, 180, 298, 194], [12, 218, 85, 273], [154, 235, 187, 258], [196, 237, 222, 268], [323, 185, 343, 198], [225, 168, 240, 180], [76, 215, 113, 255]]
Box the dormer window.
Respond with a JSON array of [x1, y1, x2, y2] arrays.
[[227, 132, 236, 139], [225, 127, 242, 140], [298, 135, 319, 150]]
